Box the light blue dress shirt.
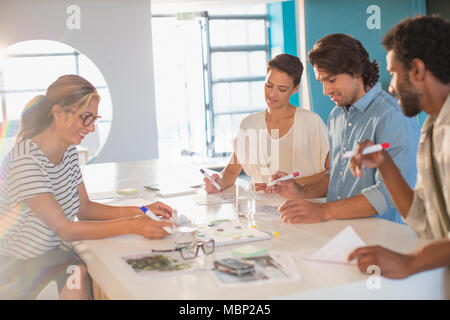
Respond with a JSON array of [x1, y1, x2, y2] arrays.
[[327, 83, 420, 224]]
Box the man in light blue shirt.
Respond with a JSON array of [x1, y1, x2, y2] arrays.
[[326, 81, 419, 224], [269, 34, 420, 224]]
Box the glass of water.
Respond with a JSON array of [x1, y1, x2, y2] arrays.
[[236, 180, 256, 227]]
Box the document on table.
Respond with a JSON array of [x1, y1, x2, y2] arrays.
[[210, 251, 301, 287], [303, 226, 366, 265], [193, 192, 236, 205], [145, 184, 202, 198], [193, 189, 280, 206], [89, 191, 140, 203], [92, 197, 150, 207], [255, 205, 280, 221]]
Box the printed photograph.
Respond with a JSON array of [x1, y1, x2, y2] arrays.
[[122, 252, 200, 276]]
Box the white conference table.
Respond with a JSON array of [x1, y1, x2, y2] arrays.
[[73, 159, 450, 300]]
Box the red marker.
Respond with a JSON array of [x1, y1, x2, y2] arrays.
[[267, 172, 300, 187], [341, 142, 390, 158]]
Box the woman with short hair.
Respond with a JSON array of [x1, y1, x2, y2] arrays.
[[203, 54, 329, 193]]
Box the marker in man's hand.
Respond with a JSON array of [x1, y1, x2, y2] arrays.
[[341, 142, 390, 159], [200, 169, 222, 191], [267, 172, 300, 187]]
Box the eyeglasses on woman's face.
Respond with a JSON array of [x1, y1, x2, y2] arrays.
[[65, 110, 102, 127]]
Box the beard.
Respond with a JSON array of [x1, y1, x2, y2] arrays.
[[395, 77, 422, 117]]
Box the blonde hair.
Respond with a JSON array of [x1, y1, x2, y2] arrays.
[[17, 74, 100, 142]]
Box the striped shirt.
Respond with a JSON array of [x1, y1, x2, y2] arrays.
[[0, 139, 82, 260]]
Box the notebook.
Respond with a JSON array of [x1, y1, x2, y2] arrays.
[[196, 221, 272, 247]]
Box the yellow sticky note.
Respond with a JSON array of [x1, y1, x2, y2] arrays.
[[116, 188, 139, 195]]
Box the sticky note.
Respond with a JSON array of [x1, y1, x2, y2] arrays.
[[210, 219, 232, 224], [231, 245, 268, 258], [116, 188, 139, 195]]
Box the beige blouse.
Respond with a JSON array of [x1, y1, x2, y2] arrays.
[[232, 107, 329, 184], [405, 93, 450, 240]]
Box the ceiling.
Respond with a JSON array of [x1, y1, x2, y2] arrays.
[[151, 0, 287, 14]]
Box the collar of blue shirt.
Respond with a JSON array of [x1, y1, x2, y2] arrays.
[[351, 82, 382, 113]]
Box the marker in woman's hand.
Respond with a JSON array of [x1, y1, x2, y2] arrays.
[[341, 143, 390, 159], [140, 206, 173, 234], [267, 172, 300, 187], [200, 169, 222, 191]]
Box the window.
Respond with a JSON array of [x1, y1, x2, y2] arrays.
[[152, 3, 269, 161], [0, 40, 112, 162], [205, 5, 270, 157]]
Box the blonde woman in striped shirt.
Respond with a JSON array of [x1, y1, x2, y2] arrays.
[[0, 75, 173, 299]]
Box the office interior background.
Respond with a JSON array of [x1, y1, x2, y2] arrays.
[[0, 0, 449, 167]]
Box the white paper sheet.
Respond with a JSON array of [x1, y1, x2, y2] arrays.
[[304, 226, 366, 265], [193, 193, 236, 205], [96, 197, 149, 207], [145, 184, 200, 198], [193, 190, 279, 205], [254, 205, 280, 221], [89, 191, 129, 202]]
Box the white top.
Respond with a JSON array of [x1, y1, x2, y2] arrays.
[[0, 139, 82, 260], [268, 121, 295, 175], [232, 108, 329, 183]]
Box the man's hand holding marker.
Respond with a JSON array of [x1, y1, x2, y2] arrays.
[[347, 141, 391, 178]]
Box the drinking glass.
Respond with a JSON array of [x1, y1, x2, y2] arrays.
[[236, 180, 256, 227]]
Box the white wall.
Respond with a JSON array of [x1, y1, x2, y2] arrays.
[[0, 0, 159, 163]]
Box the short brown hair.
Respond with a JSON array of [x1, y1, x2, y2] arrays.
[[308, 33, 379, 89], [267, 54, 303, 87]]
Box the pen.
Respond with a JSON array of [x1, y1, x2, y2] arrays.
[[140, 206, 173, 234], [200, 169, 222, 191], [340, 142, 390, 159], [267, 172, 300, 187]]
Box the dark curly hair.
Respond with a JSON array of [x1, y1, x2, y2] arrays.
[[382, 14, 450, 84], [308, 33, 379, 90], [267, 54, 303, 87]]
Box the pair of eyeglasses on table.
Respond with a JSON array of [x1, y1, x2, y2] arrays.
[[152, 239, 215, 260]]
